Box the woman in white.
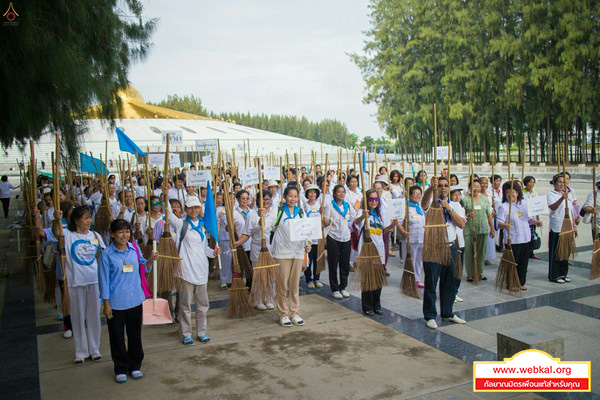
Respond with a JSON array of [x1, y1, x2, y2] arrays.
[[234, 190, 255, 288], [0, 175, 18, 218], [497, 180, 542, 290], [271, 186, 309, 327], [216, 193, 232, 289], [547, 174, 577, 283], [479, 176, 497, 263], [302, 185, 323, 289], [389, 170, 403, 198], [523, 176, 541, 259], [40, 205, 105, 364], [235, 190, 277, 310], [324, 184, 357, 299], [403, 186, 425, 288]]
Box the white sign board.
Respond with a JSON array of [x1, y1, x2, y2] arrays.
[[195, 139, 218, 151], [235, 143, 245, 152], [186, 170, 212, 187], [263, 166, 280, 181], [162, 130, 183, 145], [527, 196, 549, 216], [148, 153, 181, 168], [289, 217, 323, 242], [387, 198, 405, 220], [241, 168, 259, 186], [202, 154, 213, 167], [435, 146, 449, 161]]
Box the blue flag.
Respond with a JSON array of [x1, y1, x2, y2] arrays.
[[80, 153, 109, 175], [362, 151, 367, 172], [203, 181, 219, 242], [116, 127, 147, 156]]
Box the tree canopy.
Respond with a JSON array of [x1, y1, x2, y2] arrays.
[[0, 0, 156, 160], [351, 0, 600, 163]]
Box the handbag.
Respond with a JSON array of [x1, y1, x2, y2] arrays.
[[530, 227, 541, 250]]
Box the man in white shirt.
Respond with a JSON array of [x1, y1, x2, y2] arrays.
[[583, 176, 600, 238]]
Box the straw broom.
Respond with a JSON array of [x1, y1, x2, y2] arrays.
[[225, 176, 255, 318], [142, 151, 153, 259], [556, 140, 576, 261], [154, 134, 181, 293], [315, 154, 329, 275], [469, 149, 480, 284], [423, 103, 451, 266], [355, 153, 387, 292], [591, 167, 600, 280], [91, 151, 112, 235], [30, 141, 46, 295], [54, 135, 71, 316], [250, 159, 282, 305], [495, 176, 521, 293], [400, 193, 419, 298]]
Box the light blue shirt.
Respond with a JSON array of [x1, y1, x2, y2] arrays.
[[98, 242, 149, 310]]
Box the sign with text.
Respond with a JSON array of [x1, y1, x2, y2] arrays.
[[289, 217, 323, 242], [241, 167, 259, 186], [195, 139, 218, 152], [435, 146, 449, 160], [527, 196, 549, 216], [387, 198, 405, 220], [202, 154, 213, 167], [162, 130, 183, 145], [148, 153, 181, 168], [186, 170, 212, 187], [263, 166, 280, 181]]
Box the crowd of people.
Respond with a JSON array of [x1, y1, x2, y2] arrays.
[[14, 159, 599, 383]]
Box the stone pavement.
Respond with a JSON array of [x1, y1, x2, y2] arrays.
[[0, 178, 598, 400]]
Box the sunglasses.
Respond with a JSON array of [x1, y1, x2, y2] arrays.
[[368, 197, 380, 202]]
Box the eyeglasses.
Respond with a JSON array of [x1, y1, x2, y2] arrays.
[[368, 197, 380, 202], [438, 184, 449, 188]]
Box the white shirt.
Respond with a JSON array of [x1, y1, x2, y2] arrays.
[[271, 205, 305, 259], [60, 230, 106, 287], [0, 182, 16, 198], [235, 207, 254, 251], [168, 187, 186, 202], [134, 185, 147, 199], [497, 201, 531, 245], [406, 204, 425, 244], [346, 189, 363, 212], [547, 190, 576, 232], [324, 200, 357, 242], [583, 191, 600, 231], [242, 209, 276, 264]]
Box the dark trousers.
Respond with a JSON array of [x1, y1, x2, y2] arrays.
[[361, 288, 382, 312], [529, 226, 537, 257], [548, 230, 569, 281], [57, 280, 72, 331], [326, 236, 351, 292], [304, 244, 320, 283], [245, 250, 253, 289], [107, 304, 144, 375], [1, 198, 9, 218], [510, 243, 530, 286], [423, 243, 458, 321]]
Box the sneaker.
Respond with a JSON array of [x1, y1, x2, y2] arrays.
[[388, 252, 396, 257], [455, 295, 463, 303], [115, 374, 128, 383], [484, 260, 492, 266], [385, 272, 391, 277], [63, 329, 73, 339], [314, 281, 323, 288], [74, 357, 85, 365], [520, 285, 528, 291], [417, 282, 425, 288], [91, 354, 102, 361], [307, 282, 315, 289], [291, 315, 304, 326], [265, 303, 275, 310], [426, 319, 438, 329], [280, 316, 292, 327], [340, 290, 350, 298], [255, 303, 267, 311], [554, 278, 566, 284], [443, 315, 466, 324], [198, 335, 211, 343], [332, 291, 343, 299], [130, 370, 144, 380], [220, 284, 228, 290], [563, 277, 571, 282], [55, 314, 64, 321], [182, 337, 194, 345]]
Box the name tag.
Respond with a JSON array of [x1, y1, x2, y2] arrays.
[[517, 211, 524, 219], [89, 238, 99, 246], [474, 205, 482, 211], [122, 265, 134, 273]]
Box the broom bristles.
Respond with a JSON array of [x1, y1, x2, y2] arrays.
[[400, 246, 420, 299], [228, 277, 256, 318], [423, 207, 451, 265], [236, 245, 253, 280], [315, 237, 326, 275], [495, 247, 521, 293], [93, 204, 112, 234], [455, 247, 463, 280], [250, 246, 281, 305], [591, 239, 600, 280], [152, 233, 180, 293], [556, 215, 576, 261], [354, 237, 387, 292], [472, 237, 480, 284]]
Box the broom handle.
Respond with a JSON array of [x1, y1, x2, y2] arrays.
[[433, 102, 438, 177], [164, 134, 170, 226], [152, 239, 157, 301], [258, 158, 264, 238], [359, 153, 370, 232], [562, 138, 569, 216], [594, 167, 597, 239], [507, 175, 514, 245]]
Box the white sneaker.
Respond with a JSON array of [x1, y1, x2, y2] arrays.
[[455, 295, 463, 303], [279, 316, 292, 327], [291, 315, 305, 326], [332, 291, 343, 299], [340, 290, 350, 298], [563, 277, 571, 282], [255, 303, 267, 311], [426, 319, 438, 329], [265, 303, 275, 310], [555, 278, 566, 283], [443, 315, 466, 324], [63, 329, 73, 339]]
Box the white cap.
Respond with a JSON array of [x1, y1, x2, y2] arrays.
[[304, 184, 321, 199], [185, 196, 202, 208], [374, 175, 389, 186], [268, 180, 279, 188]]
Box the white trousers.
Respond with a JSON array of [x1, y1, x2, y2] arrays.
[[410, 243, 424, 283], [69, 284, 101, 359], [219, 239, 232, 285]]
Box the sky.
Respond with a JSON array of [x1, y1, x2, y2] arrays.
[[128, 0, 384, 139]]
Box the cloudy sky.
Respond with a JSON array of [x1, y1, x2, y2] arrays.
[[128, 0, 384, 138]]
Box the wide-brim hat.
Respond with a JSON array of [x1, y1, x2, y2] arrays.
[[304, 184, 321, 199], [374, 175, 389, 186], [185, 196, 202, 208], [268, 180, 279, 188]]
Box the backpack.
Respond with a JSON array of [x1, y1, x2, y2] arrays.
[[269, 205, 304, 244]]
